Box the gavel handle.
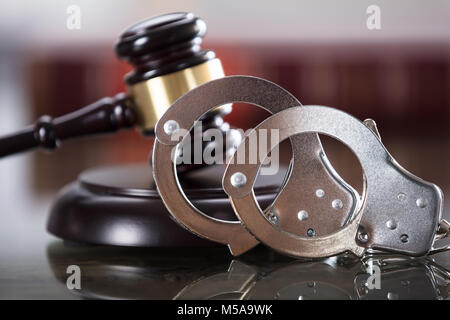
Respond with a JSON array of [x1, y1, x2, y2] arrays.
[[0, 93, 136, 158]]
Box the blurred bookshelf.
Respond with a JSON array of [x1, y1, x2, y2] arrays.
[[26, 42, 450, 195]]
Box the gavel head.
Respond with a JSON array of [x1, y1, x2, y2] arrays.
[[115, 12, 228, 134]]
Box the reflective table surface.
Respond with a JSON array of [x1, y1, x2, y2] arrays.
[[1, 228, 449, 300], [45, 243, 450, 300]]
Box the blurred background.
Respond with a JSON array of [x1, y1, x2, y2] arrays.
[[0, 0, 449, 267]]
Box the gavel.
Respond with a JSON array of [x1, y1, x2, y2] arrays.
[[0, 12, 235, 166]]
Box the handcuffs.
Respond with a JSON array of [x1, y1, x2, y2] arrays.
[[153, 75, 450, 259]]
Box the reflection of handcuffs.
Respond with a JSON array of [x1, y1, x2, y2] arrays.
[[46, 242, 450, 300], [153, 75, 450, 259], [174, 256, 450, 300]]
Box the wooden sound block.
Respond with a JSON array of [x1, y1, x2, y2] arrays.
[[47, 163, 285, 247]]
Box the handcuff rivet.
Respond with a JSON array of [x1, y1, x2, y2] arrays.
[[332, 199, 343, 210], [297, 210, 309, 221], [416, 198, 428, 208], [387, 292, 399, 300], [315, 189, 325, 198], [163, 120, 180, 136], [401, 280, 410, 287], [386, 220, 397, 230], [265, 209, 279, 224], [230, 172, 247, 188], [358, 232, 369, 243]]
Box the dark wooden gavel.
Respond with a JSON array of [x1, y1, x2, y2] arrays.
[[0, 12, 233, 162]]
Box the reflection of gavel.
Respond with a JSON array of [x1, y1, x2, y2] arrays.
[[0, 12, 232, 161]]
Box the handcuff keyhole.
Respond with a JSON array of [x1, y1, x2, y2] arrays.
[[400, 234, 409, 243]]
